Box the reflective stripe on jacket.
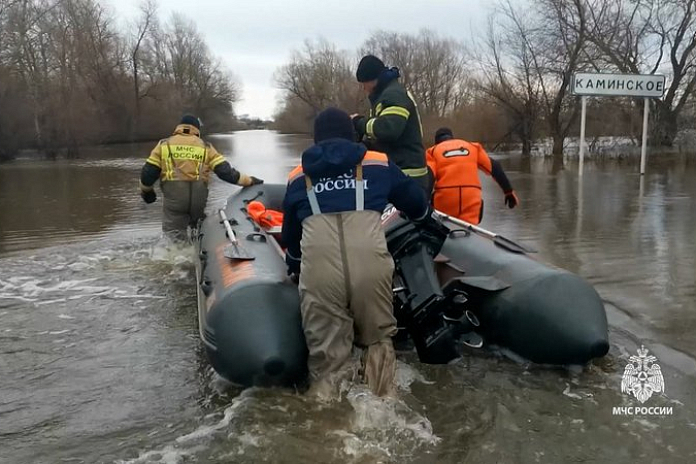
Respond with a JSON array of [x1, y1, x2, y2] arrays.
[[357, 79, 427, 173], [145, 124, 226, 182]]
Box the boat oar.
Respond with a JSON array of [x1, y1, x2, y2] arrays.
[[434, 209, 537, 254], [219, 210, 255, 261]]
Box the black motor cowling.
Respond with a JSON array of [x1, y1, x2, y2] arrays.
[[384, 209, 462, 364]]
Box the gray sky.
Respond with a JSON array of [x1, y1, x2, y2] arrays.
[[105, 0, 491, 119]]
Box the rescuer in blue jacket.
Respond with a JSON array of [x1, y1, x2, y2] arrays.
[[282, 107, 432, 399]]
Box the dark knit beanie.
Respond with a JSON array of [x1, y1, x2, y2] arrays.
[[435, 127, 454, 144], [356, 55, 387, 82], [180, 114, 201, 129], [313, 108, 355, 143]]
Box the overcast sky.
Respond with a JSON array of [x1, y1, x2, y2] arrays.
[[105, 0, 491, 119]]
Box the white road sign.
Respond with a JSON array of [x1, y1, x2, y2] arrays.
[[572, 73, 666, 98]]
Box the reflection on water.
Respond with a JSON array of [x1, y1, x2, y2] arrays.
[[0, 132, 311, 255], [0, 131, 694, 463]]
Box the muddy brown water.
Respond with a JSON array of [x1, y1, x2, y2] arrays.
[[1, 131, 694, 463]]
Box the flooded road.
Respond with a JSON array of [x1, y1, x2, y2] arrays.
[[1, 131, 694, 463]]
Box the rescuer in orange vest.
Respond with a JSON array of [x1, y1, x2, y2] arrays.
[[426, 128, 518, 225]]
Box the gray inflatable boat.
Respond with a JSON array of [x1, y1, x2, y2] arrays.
[[195, 184, 609, 387]]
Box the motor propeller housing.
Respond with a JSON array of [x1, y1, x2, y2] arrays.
[[384, 211, 483, 363]]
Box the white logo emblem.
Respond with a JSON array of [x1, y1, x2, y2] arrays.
[[443, 148, 470, 158], [621, 346, 664, 403], [381, 205, 398, 222]]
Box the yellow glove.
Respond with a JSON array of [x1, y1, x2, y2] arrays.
[[238, 174, 264, 187]]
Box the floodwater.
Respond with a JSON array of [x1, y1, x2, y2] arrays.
[[1, 131, 694, 463]]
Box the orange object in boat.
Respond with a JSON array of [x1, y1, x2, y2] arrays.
[[247, 200, 284, 229]]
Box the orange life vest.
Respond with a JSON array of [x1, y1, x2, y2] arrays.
[[247, 200, 284, 229], [426, 139, 494, 225]]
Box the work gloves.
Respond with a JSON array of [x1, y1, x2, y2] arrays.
[[413, 207, 449, 255], [504, 190, 519, 209], [413, 205, 449, 233], [239, 174, 264, 187], [351, 115, 366, 137], [141, 188, 156, 204], [413, 206, 439, 228]]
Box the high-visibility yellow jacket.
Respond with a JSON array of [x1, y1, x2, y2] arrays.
[[145, 124, 227, 183]]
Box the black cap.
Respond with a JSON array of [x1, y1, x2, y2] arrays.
[[356, 55, 386, 82], [313, 108, 354, 143], [180, 114, 201, 129], [435, 127, 454, 144]]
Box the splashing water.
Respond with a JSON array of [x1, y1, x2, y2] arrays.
[[3, 140, 696, 464], [342, 385, 441, 462]]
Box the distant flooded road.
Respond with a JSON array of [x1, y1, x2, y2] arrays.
[[1, 131, 694, 463]]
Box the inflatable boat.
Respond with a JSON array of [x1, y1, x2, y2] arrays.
[[195, 184, 609, 387]]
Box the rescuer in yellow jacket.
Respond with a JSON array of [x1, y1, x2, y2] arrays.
[[140, 114, 263, 240]]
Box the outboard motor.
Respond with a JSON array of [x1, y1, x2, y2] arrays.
[[383, 207, 463, 363]]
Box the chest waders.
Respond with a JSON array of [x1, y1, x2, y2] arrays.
[[299, 164, 398, 397]]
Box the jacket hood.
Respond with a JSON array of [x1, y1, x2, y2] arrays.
[[370, 67, 400, 101], [173, 124, 200, 137], [302, 138, 366, 179]]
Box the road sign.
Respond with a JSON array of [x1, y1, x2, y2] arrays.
[[573, 72, 666, 176], [572, 73, 666, 98]]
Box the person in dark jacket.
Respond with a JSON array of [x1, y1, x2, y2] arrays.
[[282, 107, 432, 399], [140, 114, 263, 240], [350, 55, 432, 193]]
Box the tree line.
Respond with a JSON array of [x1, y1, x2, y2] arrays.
[[0, 0, 238, 161], [273, 0, 696, 158]]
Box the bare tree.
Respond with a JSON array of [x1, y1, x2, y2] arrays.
[[130, 0, 157, 129], [0, 0, 239, 158], [361, 29, 470, 117], [170, 15, 237, 122], [0, 0, 20, 159], [540, 0, 588, 157], [483, 0, 587, 158], [587, 0, 696, 146], [4, 0, 56, 152], [275, 38, 358, 119], [478, 15, 543, 155]]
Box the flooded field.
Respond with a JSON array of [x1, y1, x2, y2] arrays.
[[1, 131, 694, 463]]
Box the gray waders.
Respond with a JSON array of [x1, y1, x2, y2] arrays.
[[161, 180, 208, 241], [299, 165, 398, 398]]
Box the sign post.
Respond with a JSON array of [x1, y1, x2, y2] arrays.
[[571, 72, 665, 176], [640, 98, 649, 175], [579, 95, 587, 176]]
